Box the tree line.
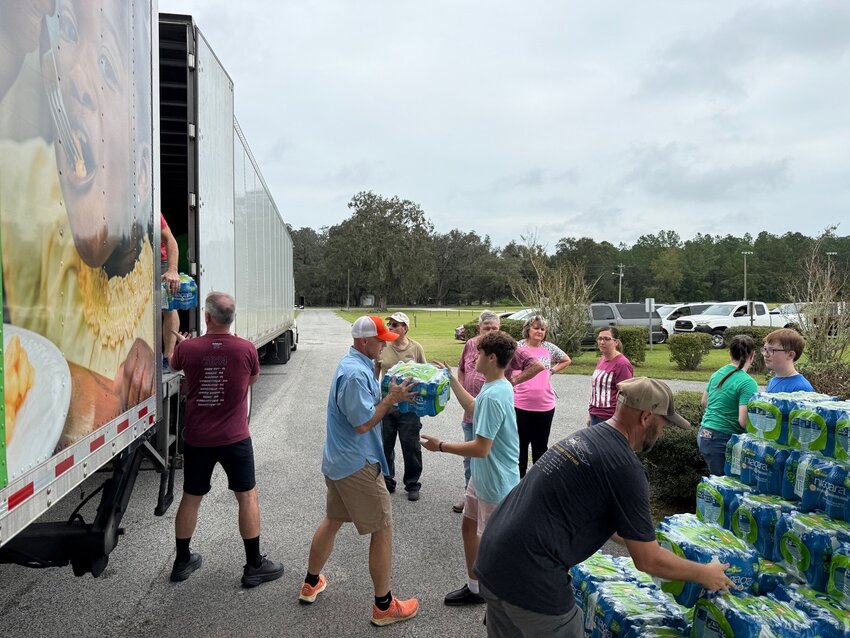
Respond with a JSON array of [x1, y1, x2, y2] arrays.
[[290, 191, 850, 309]]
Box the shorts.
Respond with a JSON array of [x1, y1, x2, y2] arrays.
[[183, 437, 256, 496], [325, 463, 392, 535], [463, 479, 499, 536]]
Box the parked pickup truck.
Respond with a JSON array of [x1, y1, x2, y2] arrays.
[[673, 301, 793, 348]]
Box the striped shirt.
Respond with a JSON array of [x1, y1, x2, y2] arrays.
[[589, 354, 633, 419]]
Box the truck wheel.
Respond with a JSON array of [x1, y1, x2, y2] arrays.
[[290, 330, 297, 352], [656, 329, 668, 344], [261, 334, 290, 365], [711, 330, 726, 349]]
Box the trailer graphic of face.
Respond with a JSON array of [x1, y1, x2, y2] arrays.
[[0, 0, 156, 487], [44, 0, 152, 271]]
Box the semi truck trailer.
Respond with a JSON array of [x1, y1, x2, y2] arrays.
[[0, 0, 295, 577]]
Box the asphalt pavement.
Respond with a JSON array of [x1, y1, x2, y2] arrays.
[[0, 309, 705, 637]]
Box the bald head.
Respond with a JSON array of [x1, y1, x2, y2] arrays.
[[205, 291, 236, 326]]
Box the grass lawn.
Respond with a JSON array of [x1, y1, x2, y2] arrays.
[[335, 307, 778, 382]]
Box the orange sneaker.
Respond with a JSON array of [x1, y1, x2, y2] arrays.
[[299, 574, 327, 604], [371, 596, 419, 626]]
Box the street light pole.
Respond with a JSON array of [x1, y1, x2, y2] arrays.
[[742, 251, 753, 300], [612, 263, 625, 303]]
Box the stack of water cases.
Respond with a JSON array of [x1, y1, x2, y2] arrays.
[[571, 391, 850, 637]]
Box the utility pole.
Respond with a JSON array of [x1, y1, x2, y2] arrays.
[[612, 264, 625, 303], [741, 251, 753, 300]]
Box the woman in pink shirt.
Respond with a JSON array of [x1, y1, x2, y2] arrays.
[[512, 315, 571, 477], [587, 327, 634, 426]]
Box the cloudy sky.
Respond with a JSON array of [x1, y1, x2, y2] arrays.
[[161, 0, 850, 249]]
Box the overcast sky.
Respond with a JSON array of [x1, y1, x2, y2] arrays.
[[160, 0, 850, 249]]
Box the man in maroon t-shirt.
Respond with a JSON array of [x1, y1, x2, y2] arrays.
[[168, 291, 283, 588]]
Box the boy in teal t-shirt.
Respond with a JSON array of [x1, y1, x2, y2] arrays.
[[421, 331, 520, 607]]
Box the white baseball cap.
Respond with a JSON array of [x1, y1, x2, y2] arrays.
[[352, 316, 399, 341], [386, 312, 410, 326]]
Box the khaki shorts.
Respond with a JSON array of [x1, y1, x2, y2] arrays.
[[463, 479, 499, 536], [325, 463, 392, 535]]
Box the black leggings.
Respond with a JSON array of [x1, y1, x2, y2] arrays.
[[515, 407, 555, 478]]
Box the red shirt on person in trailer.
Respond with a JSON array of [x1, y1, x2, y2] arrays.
[[172, 333, 259, 447]]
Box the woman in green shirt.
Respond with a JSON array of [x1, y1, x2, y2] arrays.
[[697, 335, 758, 475]]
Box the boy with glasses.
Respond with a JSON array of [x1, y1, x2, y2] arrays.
[[763, 328, 814, 393]]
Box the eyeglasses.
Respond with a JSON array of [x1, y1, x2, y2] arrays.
[[761, 346, 787, 355], [597, 336, 614, 342]]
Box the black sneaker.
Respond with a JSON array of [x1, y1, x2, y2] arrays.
[[444, 584, 485, 606], [170, 552, 202, 582], [407, 489, 420, 501], [241, 555, 284, 588]]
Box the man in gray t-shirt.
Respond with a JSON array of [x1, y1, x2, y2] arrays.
[[474, 378, 737, 638]]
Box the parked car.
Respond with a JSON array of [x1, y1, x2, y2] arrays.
[[454, 310, 518, 341], [655, 302, 714, 343], [583, 303, 665, 344], [674, 301, 793, 348]]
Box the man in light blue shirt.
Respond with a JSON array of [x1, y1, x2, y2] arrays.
[[422, 331, 521, 607], [301, 316, 420, 627]]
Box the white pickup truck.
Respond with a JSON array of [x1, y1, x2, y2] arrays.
[[673, 301, 793, 348]]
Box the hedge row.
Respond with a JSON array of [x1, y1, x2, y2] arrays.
[[640, 390, 706, 506], [462, 319, 524, 342], [617, 327, 647, 366]]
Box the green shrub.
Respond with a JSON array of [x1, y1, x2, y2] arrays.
[[462, 318, 524, 342], [500, 319, 524, 341], [668, 333, 712, 370], [462, 321, 478, 341], [797, 362, 850, 400], [618, 327, 647, 366], [640, 390, 706, 507], [724, 326, 775, 374]]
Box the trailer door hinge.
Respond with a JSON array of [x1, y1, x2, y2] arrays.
[[189, 192, 197, 208], [188, 123, 196, 139], [187, 53, 196, 70]]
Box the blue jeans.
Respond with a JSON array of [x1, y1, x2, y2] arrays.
[[462, 420, 474, 487], [697, 427, 732, 476]]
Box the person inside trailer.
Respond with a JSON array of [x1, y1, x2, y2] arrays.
[[0, 0, 156, 449]]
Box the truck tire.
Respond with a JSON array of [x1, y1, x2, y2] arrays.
[[711, 330, 726, 349], [261, 334, 290, 365], [281, 331, 292, 363], [290, 330, 297, 352], [656, 329, 668, 344]]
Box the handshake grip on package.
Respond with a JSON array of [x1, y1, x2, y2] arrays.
[[381, 362, 452, 418], [161, 273, 198, 311]]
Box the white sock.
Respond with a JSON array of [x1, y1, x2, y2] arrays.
[[467, 578, 480, 594]]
